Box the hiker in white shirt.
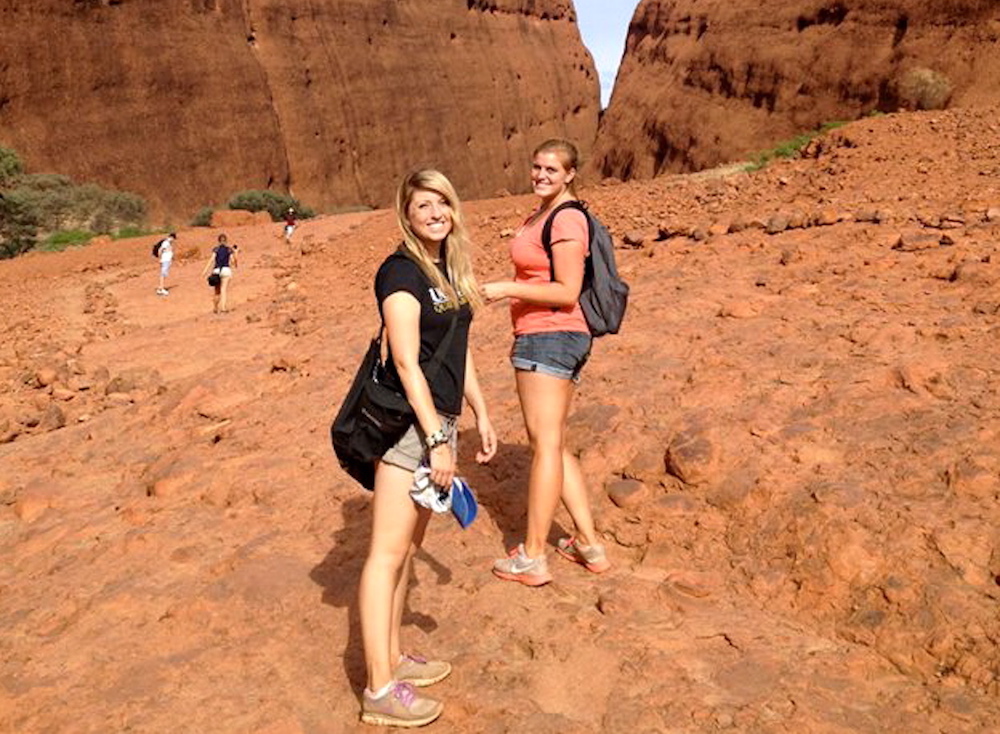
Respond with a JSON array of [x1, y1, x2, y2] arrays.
[[156, 233, 176, 296]]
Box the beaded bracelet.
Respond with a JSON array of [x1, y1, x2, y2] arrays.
[[425, 427, 450, 450]]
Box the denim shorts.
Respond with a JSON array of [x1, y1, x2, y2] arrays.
[[511, 331, 592, 382]]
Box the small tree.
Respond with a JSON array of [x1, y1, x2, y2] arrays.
[[0, 146, 146, 257], [0, 147, 24, 188], [0, 192, 39, 259]]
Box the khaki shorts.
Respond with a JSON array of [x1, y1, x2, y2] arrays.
[[381, 414, 458, 472]]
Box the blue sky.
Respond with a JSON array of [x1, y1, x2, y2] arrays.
[[574, 1, 638, 107]]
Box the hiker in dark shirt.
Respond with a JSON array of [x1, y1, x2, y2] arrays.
[[200, 233, 238, 313]]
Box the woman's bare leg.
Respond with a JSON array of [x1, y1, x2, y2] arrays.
[[559, 448, 599, 547], [359, 461, 425, 691], [219, 276, 231, 312], [388, 501, 430, 663], [516, 370, 574, 559]]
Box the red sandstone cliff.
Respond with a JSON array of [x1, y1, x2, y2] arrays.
[[591, 0, 1000, 180], [0, 0, 597, 221]]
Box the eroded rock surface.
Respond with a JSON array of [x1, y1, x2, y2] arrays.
[[593, 0, 1000, 180]]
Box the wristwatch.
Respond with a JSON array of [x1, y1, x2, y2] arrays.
[[425, 427, 450, 450]]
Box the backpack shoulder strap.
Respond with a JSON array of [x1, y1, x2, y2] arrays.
[[541, 200, 591, 281]]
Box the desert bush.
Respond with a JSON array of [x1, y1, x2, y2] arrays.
[[11, 175, 74, 229], [66, 183, 146, 233], [0, 192, 39, 259], [227, 189, 315, 221], [0, 147, 148, 257], [0, 147, 24, 188], [11, 175, 146, 234], [96, 188, 146, 227], [191, 206, 215, 227], [20, 172, 73, 191], [896, 67, 953, 111]]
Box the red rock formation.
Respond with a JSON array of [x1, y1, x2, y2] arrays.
[[0, 0, 598, 220], [591, 0, 1000, 180]]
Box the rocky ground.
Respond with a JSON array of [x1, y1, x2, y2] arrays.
[[1, 106, 999, 733]]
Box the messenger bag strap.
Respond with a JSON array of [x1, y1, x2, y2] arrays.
[[420, 312, 459, 382], [376, 310, 459, 382]]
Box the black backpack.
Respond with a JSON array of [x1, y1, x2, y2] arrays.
[[542, 200, 629, 337], [152, 239, 164, 257]]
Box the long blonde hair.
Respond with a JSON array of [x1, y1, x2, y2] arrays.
[[395, 169, 483, 312]]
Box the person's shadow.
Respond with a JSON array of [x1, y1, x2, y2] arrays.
[[459, 427, 579, 552], [308, 485, 461, 695], [308, 432, 560, 695]]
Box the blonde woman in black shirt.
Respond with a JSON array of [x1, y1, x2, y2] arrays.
[[357, 169, 496, 727]]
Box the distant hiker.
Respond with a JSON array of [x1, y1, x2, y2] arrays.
[[201, 233, 238, 313], [483, 138, 610, 586], [154, 232, 176, 296], [356, 169, 495, 727], [283, 207, 296, 242]]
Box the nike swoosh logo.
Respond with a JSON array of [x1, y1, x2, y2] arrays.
[[508, 556, 537, 573]]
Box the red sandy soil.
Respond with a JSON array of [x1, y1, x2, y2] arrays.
[[1, 106, 999, 733]]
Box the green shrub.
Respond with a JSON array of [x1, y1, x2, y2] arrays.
[[10, 174, 71, 228], [10, 174, 146, 234], [0, 192, 39, 259], [19, 172, 73, 191], [0, 147, 24, 188], [227, 189, 315, 221], [191, 206, 215, 227], [0, 146, 149, 258]]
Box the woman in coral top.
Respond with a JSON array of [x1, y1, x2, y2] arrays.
[[483, 139, 610, 586]]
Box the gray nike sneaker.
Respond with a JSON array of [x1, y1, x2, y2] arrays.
[[556, 536, 611, 573], [492, 543, 553, 586], [361, 681, 442, 728]]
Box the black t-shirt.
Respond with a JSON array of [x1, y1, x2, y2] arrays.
[[213, 245, 233, 268], [374, 250, 472, 415]]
